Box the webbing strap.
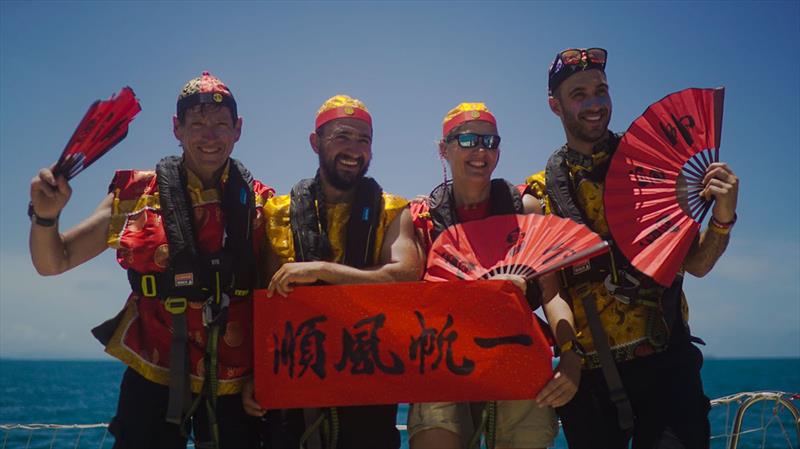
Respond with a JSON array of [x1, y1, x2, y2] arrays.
[[577, 284, 635, 432], [205, 324, 221, 448], [165, 311, 191, 425], [467, 403, 486, 449], [300, 409, 324, 449], [299, 407, 339, 449], [467, 401, 497, 449]]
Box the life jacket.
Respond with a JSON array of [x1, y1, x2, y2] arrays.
[[114, 156, 257, 301], [290, 174, 383, 268], [427, 178, 523, 243]]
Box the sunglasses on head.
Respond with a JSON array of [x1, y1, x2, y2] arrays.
[[446, 133, 501, 150], [559, 48, 607, 67]]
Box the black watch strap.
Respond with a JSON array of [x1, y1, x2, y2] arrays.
[[28, 202, 58, 227]]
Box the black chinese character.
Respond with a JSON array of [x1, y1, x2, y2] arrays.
[[474, 334, 533, 348], [409, 311, 475, 376], [335, 313, 404, 375], [273, 315, 328, 379], [629, 166, 666, 188], [660, 113, 696, 147]]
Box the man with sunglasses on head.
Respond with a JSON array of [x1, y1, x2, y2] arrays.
[[29, 72, 273, 449], [407, 103, 580, 449], [523, 48, 739, 449], [241, 94, 423, 449]]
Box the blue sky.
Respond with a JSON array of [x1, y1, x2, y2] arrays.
[[1, 2, 798, 360]]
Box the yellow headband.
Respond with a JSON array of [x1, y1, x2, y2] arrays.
[[315, 94, 372, 129]]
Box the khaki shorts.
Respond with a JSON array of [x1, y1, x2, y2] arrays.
[[408, 401, 558, 448]]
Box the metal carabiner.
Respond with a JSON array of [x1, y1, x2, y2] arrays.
[[604, 270, 640, 304], [202, 292, 231, 327]]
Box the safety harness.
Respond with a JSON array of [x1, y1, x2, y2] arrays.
[[544, 132, 687, 433], [111, 156, 255, 449], [289, 173, 387, 449]]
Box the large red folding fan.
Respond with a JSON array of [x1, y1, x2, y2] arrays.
[[604, 87, 725, 286], [53, 87, 141, 180], [425, 213, 609, 282]]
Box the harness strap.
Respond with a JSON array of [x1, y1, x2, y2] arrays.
[[466, 401, 497, 449], [559, 248, 662, 308], [157, 156, 199, 429], [576, 283, 635, 432], [203, 322, 222, 449], [300, 408, 323, 449], [165, 297, 191, 425]]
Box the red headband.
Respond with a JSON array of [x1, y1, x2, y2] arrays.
[[315, 106, 372, 129], [442, 110, 497, 137]]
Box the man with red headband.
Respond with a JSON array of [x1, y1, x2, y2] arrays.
[[241, 94, 422, 449], [406, 102, 580, 449], [524, 48, 739, 449], [29, 72, 273, 449]]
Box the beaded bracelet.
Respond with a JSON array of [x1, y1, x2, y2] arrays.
[[708, 213, 737, 235]]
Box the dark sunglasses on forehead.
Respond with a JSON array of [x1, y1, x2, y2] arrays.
[[446, 133, 501, 150], [559, 48, 607, 66]]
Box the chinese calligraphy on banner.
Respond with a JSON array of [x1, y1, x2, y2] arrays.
[[254, 280, 553, 409]]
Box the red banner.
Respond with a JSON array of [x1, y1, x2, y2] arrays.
[[253, 280, 553, 410]]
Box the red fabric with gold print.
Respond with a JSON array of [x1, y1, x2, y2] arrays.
[[104, 166, 273, 395]]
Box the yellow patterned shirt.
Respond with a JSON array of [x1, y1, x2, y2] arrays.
[[264, 192, 409, 266]]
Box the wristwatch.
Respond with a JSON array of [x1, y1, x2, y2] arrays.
[[27, 201, 58, 227], [558, 338, 586, 358]]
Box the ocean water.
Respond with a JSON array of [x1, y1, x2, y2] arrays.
[[1, 358, 798, 449]]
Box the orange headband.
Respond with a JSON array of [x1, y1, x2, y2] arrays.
[[442, 110, 497, 137]]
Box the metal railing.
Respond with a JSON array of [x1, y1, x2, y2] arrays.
[[709, 391, 800, 449]]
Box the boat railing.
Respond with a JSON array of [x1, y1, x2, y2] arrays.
[[708, 391, 800, 449], [2, 391, 798, 449]]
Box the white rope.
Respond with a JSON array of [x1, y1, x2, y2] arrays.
[[0, 424, 109, 430]]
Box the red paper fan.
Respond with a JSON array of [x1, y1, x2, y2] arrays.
[[424, 214, 609, 282], [53, 87, 142, 180], [604, 87, 724, 286]]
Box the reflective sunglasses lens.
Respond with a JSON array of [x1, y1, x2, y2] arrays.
[[561, 49, 582, 65], [482, 135, 501, 149], [457, 134, 480, 148], [587, 48, 607, 64]]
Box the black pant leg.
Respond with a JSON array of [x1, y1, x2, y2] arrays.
[[335, 404, 400, 449], [260, 409, 305, 449], [557, 368, 630, 449], [632, 344, 710, 449], [110, 368, 188, 449], [256, 405, 399, 449], [191, 392, 261, 449]]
